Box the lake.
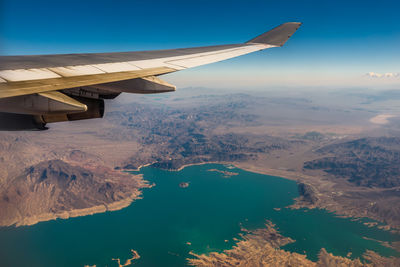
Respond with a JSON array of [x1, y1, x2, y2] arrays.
[[0, 163, 398, 266]]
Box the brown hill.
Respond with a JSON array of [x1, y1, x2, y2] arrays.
[[0, 159, 150, 226]]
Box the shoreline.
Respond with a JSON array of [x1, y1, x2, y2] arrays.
[[2, 161, 271, 228], [5, 161, 399, 233], [142, 161, 400, 233], [221, 162, 400, 233], [123, 162, 157, 172], [174, 161, 220, 172], [6, 191, 145, 228]]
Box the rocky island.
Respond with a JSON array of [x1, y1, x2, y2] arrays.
[[207, 169, 239, 178], [179, 182, 190, 188]]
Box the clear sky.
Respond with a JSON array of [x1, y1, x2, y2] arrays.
[[1, 0, 399, 89]]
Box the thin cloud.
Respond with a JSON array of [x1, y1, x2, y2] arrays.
[[366, 72, 400, 78]]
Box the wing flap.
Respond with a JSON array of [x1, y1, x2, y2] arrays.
[[90, 76, 176, 94]]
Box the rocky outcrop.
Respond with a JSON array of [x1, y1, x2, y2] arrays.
[[298, 182, 319, 204], [188, 222, 400, 267]]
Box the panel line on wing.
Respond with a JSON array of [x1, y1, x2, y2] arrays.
[[0, 68, 62, 82], [49, 65, 106, 77], [92, 62, 141, 73]]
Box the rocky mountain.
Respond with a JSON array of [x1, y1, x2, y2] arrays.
[[0, 158, 150, 226], [304, 137, 400, 188]]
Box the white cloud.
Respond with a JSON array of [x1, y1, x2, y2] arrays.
[[366, 72, 400, 78]]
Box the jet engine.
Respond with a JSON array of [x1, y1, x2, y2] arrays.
[[35, 96, 104, 124], [0, 93, 104, 130]]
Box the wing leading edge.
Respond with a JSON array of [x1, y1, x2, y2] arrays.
[[0, 22, 301, 128]]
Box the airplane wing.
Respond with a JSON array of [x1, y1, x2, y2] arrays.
[[0, 22, 301, 129]]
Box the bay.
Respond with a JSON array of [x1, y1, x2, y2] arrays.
[[0, 163, 398, 266]]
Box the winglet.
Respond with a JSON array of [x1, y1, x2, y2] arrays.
[[246, 22, 302, 47]]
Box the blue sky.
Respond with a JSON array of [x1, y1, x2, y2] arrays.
[[1, 0, 399, 88]]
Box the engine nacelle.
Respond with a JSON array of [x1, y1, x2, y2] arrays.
[[0, 91, 88, 115], [0, 112, 47, 130], [35, 97, 104, 124], [0, 97, 104, 130]]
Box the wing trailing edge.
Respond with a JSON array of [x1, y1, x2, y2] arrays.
[[89, 76, 176, 94]]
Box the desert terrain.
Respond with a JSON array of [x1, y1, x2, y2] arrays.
[[0, 87, 399, 234]]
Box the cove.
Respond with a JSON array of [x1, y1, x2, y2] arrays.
[[0, 163, 399, 266]]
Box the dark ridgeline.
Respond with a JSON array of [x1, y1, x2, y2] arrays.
[[304, 137, 400, 188]]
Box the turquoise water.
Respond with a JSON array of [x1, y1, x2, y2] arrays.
[[0, 164, 399, 266]]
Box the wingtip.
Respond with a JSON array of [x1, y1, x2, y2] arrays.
[[246, 22, 302, 46]]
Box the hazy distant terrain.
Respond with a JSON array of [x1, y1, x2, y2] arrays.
[[0, 87, 400, 232]]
